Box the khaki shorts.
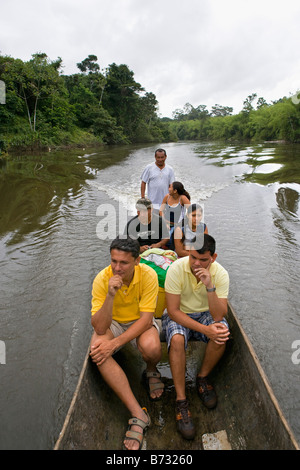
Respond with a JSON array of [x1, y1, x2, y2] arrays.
[[110, 318, 160, 351]]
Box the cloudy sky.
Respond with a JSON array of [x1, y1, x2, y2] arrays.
[[1, 0, 299, 117]]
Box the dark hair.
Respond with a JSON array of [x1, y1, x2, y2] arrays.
[[155, 148, 167, 156], [172, 181, 191, 201], [187, 203, 203, 215], [189, 233, 216, 255], [110, 237, 140, 259]]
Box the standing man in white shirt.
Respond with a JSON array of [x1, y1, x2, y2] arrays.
[[141, 149, 175, 213]]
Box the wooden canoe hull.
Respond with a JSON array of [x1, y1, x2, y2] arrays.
[[54, 302, 299, 450]]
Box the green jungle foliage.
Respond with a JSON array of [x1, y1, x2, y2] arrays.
[[0, 53, 299, 153], [0, 53, 163, 151], [161, 93, 300, 143]]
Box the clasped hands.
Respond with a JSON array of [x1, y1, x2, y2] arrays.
[[205, 322, 230, 345]]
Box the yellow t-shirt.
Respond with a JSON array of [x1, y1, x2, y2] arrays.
[[91, 263, 159, 323], [165, 256, 229, 313]]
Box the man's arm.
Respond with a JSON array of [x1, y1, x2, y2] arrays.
[[141, 181, 146, 198], [166, 292, 229, 344], [205, 292, 228, 320], [91, 266, 158, 365], [193, 264, 228, 321], [150, 238, 169, 249], [166, 292, 205, 332], [91, 275, 122, 335]]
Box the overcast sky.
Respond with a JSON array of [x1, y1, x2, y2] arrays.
[[1, 0, 299, 117]]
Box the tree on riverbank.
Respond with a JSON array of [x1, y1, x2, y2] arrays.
[[162, 93, 300, 142], [0, 53, 77, 149], [1, 52, 299, 153], [0, 53, 164, 151]]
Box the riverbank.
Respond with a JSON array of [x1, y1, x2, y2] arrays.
[[1, 54, 299, 158], [0, 127, 104, 156]]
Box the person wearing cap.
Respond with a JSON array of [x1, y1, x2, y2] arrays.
[[125, 197, 170, 253], [141, 149, 175, 212]]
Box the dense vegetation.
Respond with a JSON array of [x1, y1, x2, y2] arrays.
[[164, 93, 300, 143], [0, 53, 163, 151], [0, 53, 299, 153]]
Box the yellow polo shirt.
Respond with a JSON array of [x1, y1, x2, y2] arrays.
[[91, 263, 159, 323], [165, 257, 229, 313]]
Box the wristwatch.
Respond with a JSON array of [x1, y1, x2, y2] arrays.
[[206, 285, 216, 292]]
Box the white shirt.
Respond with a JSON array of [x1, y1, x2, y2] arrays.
[[141, 163, 175, 210]]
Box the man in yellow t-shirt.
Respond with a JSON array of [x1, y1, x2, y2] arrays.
[[90, 237, 164, 451], [162, 234, 230, 440]]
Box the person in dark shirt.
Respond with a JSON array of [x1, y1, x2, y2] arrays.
[[125, 198, 170, 253]]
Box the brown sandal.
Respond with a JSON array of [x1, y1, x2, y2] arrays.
[[142, 369, 165, 401], [124, 407, 151, 450]]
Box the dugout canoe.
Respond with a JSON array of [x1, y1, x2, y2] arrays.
[[54, 302, 299, 450]]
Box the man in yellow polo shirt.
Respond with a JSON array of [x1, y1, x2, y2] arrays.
[[162, 234, 230, 440], [90, 237, 164, 451]]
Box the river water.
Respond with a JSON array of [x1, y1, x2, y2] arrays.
[[0, 141, 299, 449]]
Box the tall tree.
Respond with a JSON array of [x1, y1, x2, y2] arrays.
[[256, 97, 268, 109], [76, 55, 100, 74], [242, 93, 257, 113], [0, 53, 72, 133], [172, 103, 209, 120], [210, 104, 233, 117], [102, 63, 144, 138], [18, 53, 65, 131]]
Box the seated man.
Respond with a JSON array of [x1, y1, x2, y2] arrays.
[[90, 237, 164, 450], [125, 197, 169, 253], [162, 234, 230, 440]]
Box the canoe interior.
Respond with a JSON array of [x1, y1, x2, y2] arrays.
[[54, 304, 299, 450]]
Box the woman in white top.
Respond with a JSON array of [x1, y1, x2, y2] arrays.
[[159, 182, 191, 249]]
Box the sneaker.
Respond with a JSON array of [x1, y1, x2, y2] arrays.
[[196, 376, 217, 409], [175, 399, 195, 440]]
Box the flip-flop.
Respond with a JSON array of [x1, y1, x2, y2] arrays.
[[142, 369, 165, 401], [124, 407, 151, 450]]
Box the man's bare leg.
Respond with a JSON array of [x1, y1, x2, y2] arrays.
[[98, 355, 148, 450], [198, 340, 226, 378], [91, 331, 148, 450], [137, 325, 163, 400], [168, 334, 186, 400]]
